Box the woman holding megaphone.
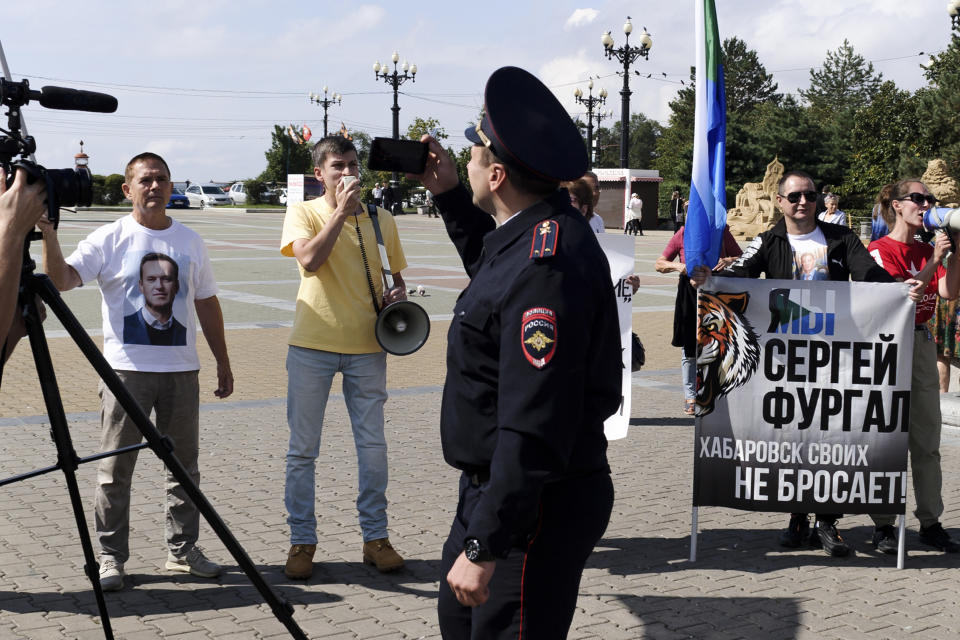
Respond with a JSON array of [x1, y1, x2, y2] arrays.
[[866, 179, 960, 555]]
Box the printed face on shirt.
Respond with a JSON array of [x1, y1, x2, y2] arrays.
[[139, 257, 179, 321]]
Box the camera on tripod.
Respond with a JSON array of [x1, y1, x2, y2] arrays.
[[0, 76, 117, 228]]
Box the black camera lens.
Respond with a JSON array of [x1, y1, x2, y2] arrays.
[[45, 167, 92, 208]]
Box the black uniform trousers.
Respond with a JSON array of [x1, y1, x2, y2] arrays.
[[438, 470, 614, 639]]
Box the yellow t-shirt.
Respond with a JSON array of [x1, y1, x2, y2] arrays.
[[280, 197, 408, 354]]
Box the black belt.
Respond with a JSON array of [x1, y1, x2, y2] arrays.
[[916, 325, 927, 331], [467, 469, 490, 486]]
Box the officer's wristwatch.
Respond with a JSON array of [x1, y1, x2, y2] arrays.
[[463, 537, 495, 563]]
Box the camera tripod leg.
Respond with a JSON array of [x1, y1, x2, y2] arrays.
[[24, 273, 308, 639], [20, 284, 115, 639]]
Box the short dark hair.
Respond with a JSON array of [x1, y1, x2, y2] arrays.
[[777, 170, 815, 193], [311, 136, 357, 168], [476, 145, 558, 198], [125, 152, 170, 183], [139, 252, 179, 282]]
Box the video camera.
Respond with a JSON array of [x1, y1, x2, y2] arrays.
[[0, 77, 117, 229]]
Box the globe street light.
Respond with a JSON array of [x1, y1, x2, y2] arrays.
[[308, 86, 342, 137], [373, 52, 418, 186], [950, 0, 960, 29], [601, 16, 652, 169], [592, 109, 614, 166], [574, 79, 608, 170]]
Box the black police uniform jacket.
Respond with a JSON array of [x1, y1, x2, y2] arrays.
[[433, 184, 623, 557]]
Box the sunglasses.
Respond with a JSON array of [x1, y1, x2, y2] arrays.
[[898, 192, 937, 206], [778, 190, 818, 204]]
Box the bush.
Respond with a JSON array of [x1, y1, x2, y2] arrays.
[[244, 178, 267, 204]]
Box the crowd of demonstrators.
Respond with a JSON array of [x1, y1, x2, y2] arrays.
[[817, 193, 846, 226], [280, 136, 408, 579], [867, 179, 960, 554], [655, 224, 741, 416], [0, 167, 46, 366], [40, 152, 233, 591], [563, 177, 604, 233], [414, 66, 621, 640], [692, 170, 896, 558]]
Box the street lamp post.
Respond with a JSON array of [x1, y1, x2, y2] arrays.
[[373, 52, 417, 187], [601, 16, 652, 169], [591, 109, 613, 166], [308, 87, 341, 136], [950, 0, 960, 29], [574, 79, 607, 170]]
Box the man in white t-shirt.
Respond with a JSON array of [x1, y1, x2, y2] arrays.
[[40, 152, 233, 592]]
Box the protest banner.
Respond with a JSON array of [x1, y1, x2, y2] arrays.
[[692, 277, 914, 516], [597, 234, 636, 441]]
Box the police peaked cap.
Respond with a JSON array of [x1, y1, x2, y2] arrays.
[[464, 66, 587, 182]]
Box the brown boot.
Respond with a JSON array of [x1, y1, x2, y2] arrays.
[[362, 538, 404, 572], [284, 544, 316, 579]]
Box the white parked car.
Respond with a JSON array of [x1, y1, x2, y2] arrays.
[[185, 183, 232, 208], [228, 182, 247, 205]]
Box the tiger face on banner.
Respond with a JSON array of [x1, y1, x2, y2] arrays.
[[695, 290, 761, 416]]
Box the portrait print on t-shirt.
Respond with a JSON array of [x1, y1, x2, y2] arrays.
[[122, 251, 189, 346], [793, 247, 828, 281]]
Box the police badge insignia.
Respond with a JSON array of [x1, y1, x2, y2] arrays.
[[521, 307, 557, 368], [529, 220, 559, 259]]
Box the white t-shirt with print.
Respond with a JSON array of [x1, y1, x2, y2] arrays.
[[786, 226, 829, 281], [66, 215, 217, 372]]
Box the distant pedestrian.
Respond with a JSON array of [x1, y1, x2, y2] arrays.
[[625, 193, 643, 235]]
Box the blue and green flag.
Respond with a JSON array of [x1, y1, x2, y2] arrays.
[[684, 0, 726, 274]]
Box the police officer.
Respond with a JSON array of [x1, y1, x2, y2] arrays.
[[413, 66, 622, 639]]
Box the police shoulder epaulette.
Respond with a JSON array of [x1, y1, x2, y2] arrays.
[[529, 219, 559, 259]]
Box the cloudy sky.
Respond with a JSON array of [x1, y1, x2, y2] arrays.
[[0, 1, 951, 182]]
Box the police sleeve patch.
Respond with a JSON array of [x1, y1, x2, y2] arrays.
[[529, 220, 559, 259], [521, 307, 557, 369]]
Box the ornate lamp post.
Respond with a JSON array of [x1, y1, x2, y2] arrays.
[[601, 16, 652, 169], [574, 79, 607, 170], [308, 87, 341, 136], [373, 52, 417, 187], [950, 0, 960, 29], [591, 109, 614, 166]]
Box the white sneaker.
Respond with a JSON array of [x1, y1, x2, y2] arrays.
[[99, 557, 124, 592], [165, 545, 221, 578]]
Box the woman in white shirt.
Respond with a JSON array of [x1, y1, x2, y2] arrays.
[[817, 193, 846, 226]]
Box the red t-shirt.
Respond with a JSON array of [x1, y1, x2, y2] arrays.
[[662, 226, 742, 264], [868, 235, 944, 324]]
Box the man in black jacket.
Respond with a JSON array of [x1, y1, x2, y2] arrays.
[[692, 170, 894, 556], [413, 66, 622, 639]]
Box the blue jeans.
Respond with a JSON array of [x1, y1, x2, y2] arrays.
[[285, 346, 389, 544], [681, 354, 697, 400]]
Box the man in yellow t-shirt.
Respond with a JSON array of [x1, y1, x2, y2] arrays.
[[279, 136, 408, 579]]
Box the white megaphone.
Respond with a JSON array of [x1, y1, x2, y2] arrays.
[[367, 208, 430, 356], [923, 207, 960, 233]]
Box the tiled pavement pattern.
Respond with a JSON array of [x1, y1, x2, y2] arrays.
[[1, 211, 958, 639]]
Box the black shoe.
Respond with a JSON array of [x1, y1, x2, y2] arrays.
[[871, 525, 898, 554], [919, 522, 960, 553], [779, 514, 810, 548], [810, 520, 850, 557]]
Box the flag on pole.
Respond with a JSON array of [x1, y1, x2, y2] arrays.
[[684, 0, 726, 274]]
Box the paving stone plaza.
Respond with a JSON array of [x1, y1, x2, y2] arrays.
[[1, 209, 958, 639]]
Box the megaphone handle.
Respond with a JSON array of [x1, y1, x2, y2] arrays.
[[376, 243, 395, 289]]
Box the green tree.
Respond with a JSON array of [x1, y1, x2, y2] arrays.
[[800, 39, 883, 119], [915, 30, 960, 178], [406, 117, 447, 142], [259, 124, 313, 183], [103, 173, 125, 205], [592, 113, 661, 169], [723, 36, 780, 114], [841, 81, 921, 209]]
